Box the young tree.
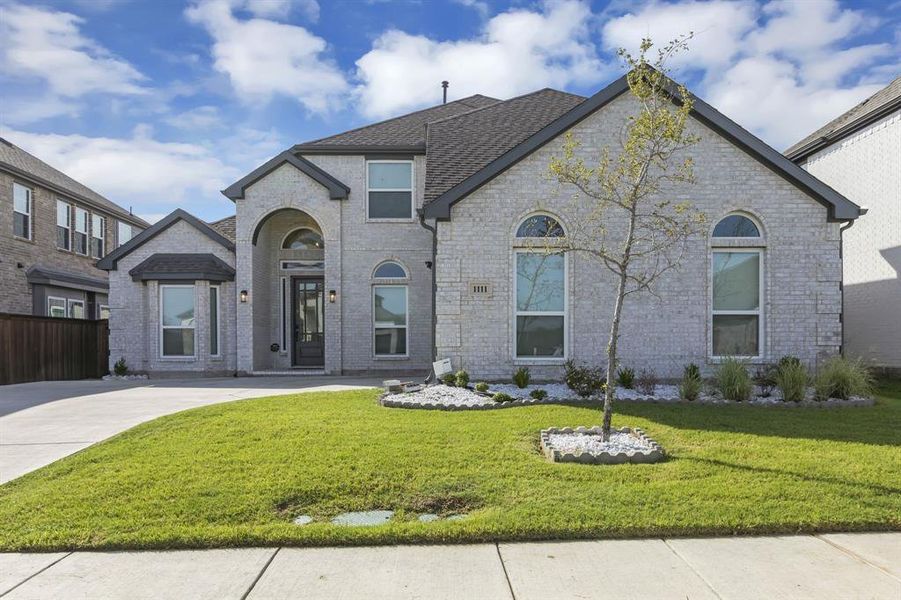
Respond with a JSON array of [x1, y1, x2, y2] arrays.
[[547, 36, 707, 441]]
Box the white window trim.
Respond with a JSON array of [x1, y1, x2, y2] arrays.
[[365, 159, 415, 222], [159, 284, 196, 359], [513, 249, 568, 362], [56, 200, 72, 251], [13, 183, 32, 240], [67, 298, 85, 319], [372, 284, 409, 358], [47, 296, 66, 318], [74, 207, 89, 256], [98, 304, 110, 320], [709, 247, 764, 361], [209, 285, 221, 358], [92, 214, 106, 258], [117, 221, 132, 248]]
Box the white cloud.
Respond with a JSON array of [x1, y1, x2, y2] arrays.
[[243, 0, 320, 21], [0, 126, 241, 220], [0, 95, 82, 126], [354, 0, 607, 119], [185, 0, 347, 113], [0, 2, 147, 97], [163, 105, 223, 130]]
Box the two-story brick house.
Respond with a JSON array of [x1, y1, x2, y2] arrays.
[[1, 137, 149, 319]]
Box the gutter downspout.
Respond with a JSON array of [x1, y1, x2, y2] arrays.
[[417, 208, 438, 382], [838, 208, 866, 356]]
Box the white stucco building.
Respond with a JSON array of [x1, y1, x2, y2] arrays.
[[98, 72, 863, 379], [786, 76, 900, 372]]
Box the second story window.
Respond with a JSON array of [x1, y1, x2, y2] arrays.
[[57, 200, 71, 250], [117, 220, 132, 247], [91, 214, 106, 258], [74, 207, 89, 255], [367, 160, 413, 220], [13, 183, 31, 240]]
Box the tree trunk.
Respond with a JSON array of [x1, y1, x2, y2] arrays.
[[601, 269, 628, 441]]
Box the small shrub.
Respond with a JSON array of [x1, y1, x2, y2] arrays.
[[616, 366, 635, 389], [512, 367, 531, 389], [474, 382, 489, 393], [754, 365, 777, 398], [563, 360, 605, 398], [779, 355, 802, 369], [113, 357, 128, 376], [441, 373, 456, 387], [492, 392, 514, 403], [775, 360, 808, 402], [529, 389, 548, 401], [714, 358, 752, 402], [814, 357, 873, 400], [679, 363, 702, 401], [636, 369, 656, 396], [455, 370, 470, 388]]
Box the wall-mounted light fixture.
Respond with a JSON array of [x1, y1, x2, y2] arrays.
[[240, 290, 248, 303], [329, 289, 337, 303]]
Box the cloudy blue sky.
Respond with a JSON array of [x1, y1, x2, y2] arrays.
[[1, 0, 898, 223]]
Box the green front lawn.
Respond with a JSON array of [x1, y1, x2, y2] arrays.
[[2, 382, 900, 551]]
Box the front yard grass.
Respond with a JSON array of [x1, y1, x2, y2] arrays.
[[1, 381, 899, 551]]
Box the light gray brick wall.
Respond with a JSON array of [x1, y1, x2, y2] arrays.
[[107, 219, 237, 375], [435, 93, 843, 380], [802, 110, 901, 368]]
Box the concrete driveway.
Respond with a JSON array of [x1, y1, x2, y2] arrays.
[[0, 376, 384, 484]]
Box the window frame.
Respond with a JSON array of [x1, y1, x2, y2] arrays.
[[365, 159, 415, 222], [159, 284, 196, 359], [98, 305, 110, 320], [513, 248, 568, 362], [47, 296, 67, 318], [12, 183, 32, 240], [91, 214, 106, 258], [117, 221, 132, 248], [56, 200, 72, 251], [209, 285, 221, 358], [709, 247, 764, 360], [372, 260, 408, 280], [67, 298, 85, 319], [372, 284, 409, 358], [73, 207, 89, 255], [281, 227, 324, 250]]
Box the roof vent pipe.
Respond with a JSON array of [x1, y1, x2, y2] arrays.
[[441, 81, 449, 104]]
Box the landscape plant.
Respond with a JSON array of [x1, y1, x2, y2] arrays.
[[636, 368, 656, 396], [616, 367, 635, 389], [775, 360, 808, 403], [545, 36, 706, 440], [492, 392, 514, 403], [455, 370, 470, 388], [512, 367, 531, 389], [113, 357, 128, 376], [563, 360, 606, 398], [814, 357, 873, 401], [529, 389, 548, 401], [679, 363, 702, 401], [715, 358, 752, 402], [474, 382, 490, 393], [754, 365, 777, 398], [441, 373, 456, 387]]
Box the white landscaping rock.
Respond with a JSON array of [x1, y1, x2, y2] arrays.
[[547, 431, 651, 455]]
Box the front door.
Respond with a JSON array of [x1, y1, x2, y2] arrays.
[[292, 277, 325, 367]]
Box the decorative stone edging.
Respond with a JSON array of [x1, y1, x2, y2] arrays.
[[540, 426, 666, 464], [102, 374, 149, 381], [379, 392, 874, 411]]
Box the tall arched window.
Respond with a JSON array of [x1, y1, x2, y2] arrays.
[[372, 261, 408, 357], [711, 213, 763, 358], [282, 228, 324, 250]]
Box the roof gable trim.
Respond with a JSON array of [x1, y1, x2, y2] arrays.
[[222, 151, 350, 201]]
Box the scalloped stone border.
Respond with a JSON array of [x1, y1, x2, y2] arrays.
[[540, 426, 666, 464], [379, 391, 874, 411]]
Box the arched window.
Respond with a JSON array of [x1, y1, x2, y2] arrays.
[[282, 228, 324, 250], [516, 214, 564, 238], [712, 214, 760, 238], [373, 261, 407, 279]]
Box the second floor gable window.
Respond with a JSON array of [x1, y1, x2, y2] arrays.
[[74, 207, 89, 255], [91, 214, 106, 258], [117, 221, 132, 247], [367, 160, 413, 220], [13, 183, 31, 240], [57, 200, 71, 251]]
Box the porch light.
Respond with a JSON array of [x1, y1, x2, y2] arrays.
[[329, 289, 337, 303], [240, 290, 248, 303]]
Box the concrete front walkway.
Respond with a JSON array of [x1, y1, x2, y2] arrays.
[[0, 376, 385, 483], [0, 533, 898, 599]]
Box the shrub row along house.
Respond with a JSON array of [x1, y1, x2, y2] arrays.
[[1, 138, 148, 319], [97, 72, 863, 378]]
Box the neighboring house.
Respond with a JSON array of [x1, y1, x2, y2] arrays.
[[786, 76, 900, 372], [0, 137, 149, 320], [98, 73, 862, 378]]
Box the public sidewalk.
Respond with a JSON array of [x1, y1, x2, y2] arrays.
[[1, 533, 898, 599]]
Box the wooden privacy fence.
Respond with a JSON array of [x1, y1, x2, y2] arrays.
[[0, 313, 109, 385]]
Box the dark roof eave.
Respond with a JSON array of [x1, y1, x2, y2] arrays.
[[25, 266, 109, 293], [423, 72, 862, 223], [0, 161, 149, 228], [291, 144, 427, 155], [130, 271, 234, 282], [222, 150, 350, 201]]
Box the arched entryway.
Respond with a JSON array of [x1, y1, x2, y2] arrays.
[[251, 208, 327, 370]]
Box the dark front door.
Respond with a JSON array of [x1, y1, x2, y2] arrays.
[[292, 277, 325, 367]]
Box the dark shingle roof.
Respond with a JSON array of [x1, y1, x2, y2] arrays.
[[424, 88, 585, 203], [207, 215, 235, 242], [785, 76, 901, 161], [295, 95, 499, 150], [129, 253, 235, 282], [0, 137, 149, 227]]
